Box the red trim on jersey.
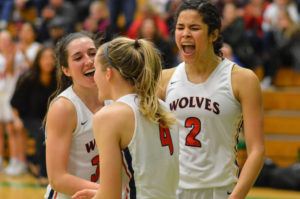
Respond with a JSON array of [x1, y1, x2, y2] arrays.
[[54, 191, 58, 199], [122, 152, 131, 199]]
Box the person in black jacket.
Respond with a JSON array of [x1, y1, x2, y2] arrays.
[[138, 17, 178, 69], [11, 46, 56, 185]]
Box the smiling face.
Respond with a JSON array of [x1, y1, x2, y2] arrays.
[[62, 37, 97, 89], [175, 9, 216, 64]]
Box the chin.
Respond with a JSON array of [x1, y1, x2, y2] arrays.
[[182, 57, 194, 64]]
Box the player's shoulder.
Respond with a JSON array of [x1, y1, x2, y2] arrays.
[[159, 67, 177, 101], [94, 102, 134, 127], [232, 64, 259, 84], [231, 64, 261, 100], [48, 96, 76, 119], [162, 67, 177, 83]]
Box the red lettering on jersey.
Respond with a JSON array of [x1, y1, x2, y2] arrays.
[[159, 125, 174, 155], [91, 155, 99, 182]]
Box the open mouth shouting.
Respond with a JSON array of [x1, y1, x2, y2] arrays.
[[182, 43, 195, 56]]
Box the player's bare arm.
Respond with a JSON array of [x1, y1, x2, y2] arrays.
[[230, 65, 265, 199], [46, 97, 98, 195]]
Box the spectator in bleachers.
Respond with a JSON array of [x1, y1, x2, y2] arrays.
[[260, 0, 300, 88], [147, 0, 169, 15], [262, 0, 299, 33], [221, 2, 262, 70], [262, 0, 299, 53], [31, 0, 48, 17], [38, 0, 76, 42], [83, 1, 110, 35], [214, 0, 245, 17], [161, 0, 180, 34], [68, 0, 94, 23], [261, 9, 300, 88], [0, 30, 27, 176], [11, 46, 57, 186], [108, 0, 136, 34], [127, 2, 169, 39], [15, 22, 41, 74], [0, 0, 13, 30], [5, 0, 38, 40], [221, 42, 243, 66], [243, 0, 270, 57], [138, 17, 177, 69], [42, 17, 65, 48]]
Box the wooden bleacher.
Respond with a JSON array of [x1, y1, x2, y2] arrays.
[[239, 67, 300, 168]]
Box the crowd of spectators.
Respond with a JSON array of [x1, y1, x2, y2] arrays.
[[0, 0, 300, 184]]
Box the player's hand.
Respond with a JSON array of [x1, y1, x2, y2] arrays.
[[72, 189, 97, 199]]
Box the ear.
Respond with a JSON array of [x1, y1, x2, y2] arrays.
[[61, 66, 71, 77], [106, 67, 112, 81], [210, 29, 219, 43]]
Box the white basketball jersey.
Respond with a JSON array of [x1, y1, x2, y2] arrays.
[[44, 86, 99, 199], [165, 58, 243, 189], [118, 94, 179, 199]]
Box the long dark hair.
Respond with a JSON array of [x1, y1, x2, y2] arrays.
[[43, 31, 102, 127], [15, 46, 56, 90], [47, 31, 100, 104]]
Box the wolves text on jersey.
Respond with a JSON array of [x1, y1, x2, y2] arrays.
[[169, 96, 220, 114], [85, 139, 96, 153]]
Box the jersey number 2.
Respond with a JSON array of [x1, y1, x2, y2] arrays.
[[185, 117, 201, 147], [159, 125, 174, 155]]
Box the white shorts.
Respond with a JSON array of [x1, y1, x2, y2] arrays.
[[0, 94, 14, 122], [176, 183, 236, 199]]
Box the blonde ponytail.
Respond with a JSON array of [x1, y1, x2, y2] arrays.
[[97, 37, 176, 128]]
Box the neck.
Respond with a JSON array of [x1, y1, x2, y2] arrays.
[[185, 53, 222, 84], [186, 52, 221, 73], [73, 85, 103, 113], [40, 72, 52, 86], [112, 80, 135, 101]]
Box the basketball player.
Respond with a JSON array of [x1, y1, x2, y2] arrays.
[[72, 37, 179, 199], [158, 0, 265, 198], [44, 32, 104, 199]]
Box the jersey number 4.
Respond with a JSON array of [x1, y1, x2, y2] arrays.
[[159, 125, 174, 155], [185, 117, 201, 147]]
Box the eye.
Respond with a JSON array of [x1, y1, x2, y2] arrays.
[[176, 26, 184, 30], [74, 56, 82, 61], [90, 52, 96, 56]]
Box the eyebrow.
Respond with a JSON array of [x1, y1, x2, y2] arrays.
[[71, 47, 96, 57], [176, 23, 201, 27], [71, 52, 81, 58]]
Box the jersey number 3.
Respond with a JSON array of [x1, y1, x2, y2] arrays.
[[159, 125, 174, 155], [185, 117, 201, 147]]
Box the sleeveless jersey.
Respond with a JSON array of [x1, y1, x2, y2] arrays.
[[118, 94, 179, 199], [44, 86, 100, 199], [165, 58, 243, 189]]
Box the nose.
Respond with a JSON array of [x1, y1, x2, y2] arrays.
[[85, 54, 94, 66], [182, 28, 191, 38]]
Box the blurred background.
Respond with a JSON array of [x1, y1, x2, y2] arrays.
[[1, 0, 300, 198]]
